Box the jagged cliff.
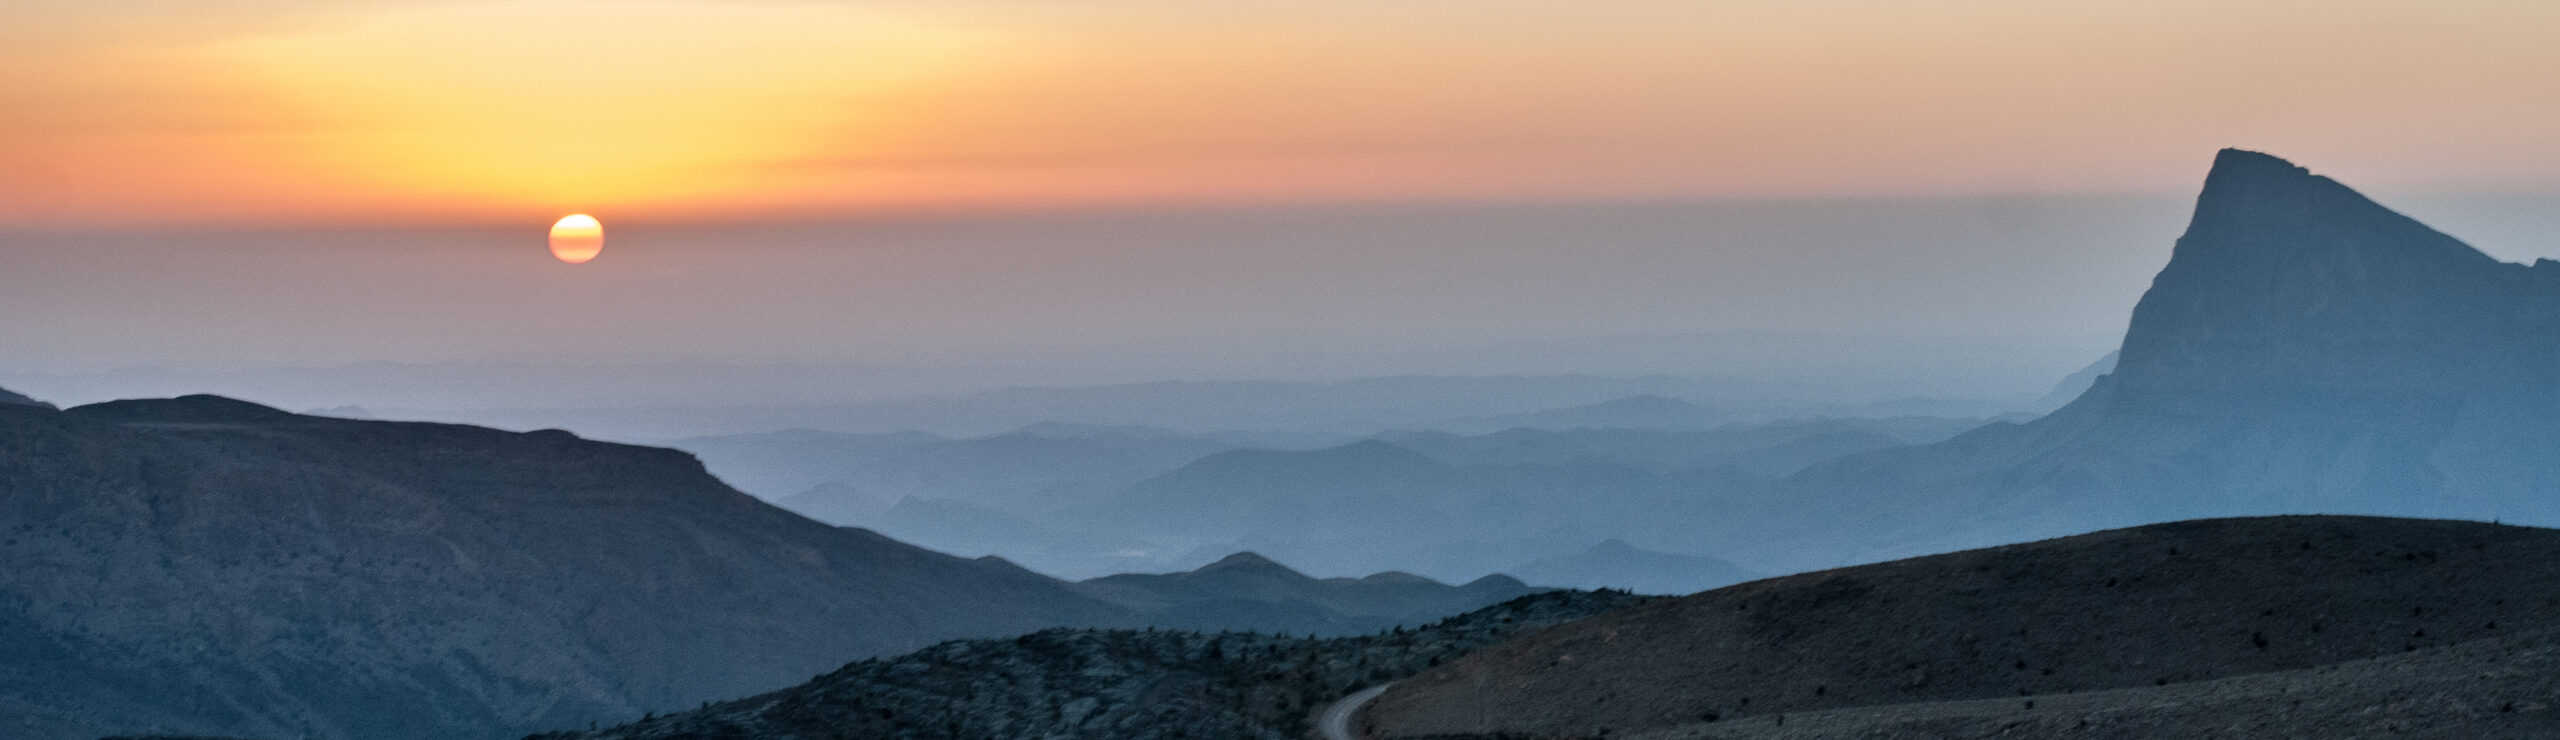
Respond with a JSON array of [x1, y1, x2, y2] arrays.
[[2116, 148, 2560, 405], [1757, 150, 2560, 569]]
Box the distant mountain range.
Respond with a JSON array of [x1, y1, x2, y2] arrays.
[[0, 397, 1536, 740], [1069, 551, 1538, 636], [1377, 415, 1980, 476], [673, 425, 1238, 509], [678, 414, 1987, 581], [1062, 413, 1993, 581], [1438, 394, 1720, 432], [1071, 439, 1761, 580], [1369, 516, 2560, 738]]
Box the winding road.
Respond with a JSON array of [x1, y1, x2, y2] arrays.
[[1316, 683, 1390, 740]]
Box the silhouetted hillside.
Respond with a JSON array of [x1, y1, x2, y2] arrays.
[[0, 385, 47, 409], [0, 397, 1137, 740], [1071, 552, 1539, 635], [1367, 516, 2560, 738], [539, 589, 1652, 740], [1506, 539, 1759, 595]]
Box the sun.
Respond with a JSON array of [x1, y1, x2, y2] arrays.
[[548, 214, 604, 264]]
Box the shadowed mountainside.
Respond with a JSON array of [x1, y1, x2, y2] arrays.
[[1368, 516, 2560, 738], [0, 396, 1138, 740], [0, 396, 1564, 739]]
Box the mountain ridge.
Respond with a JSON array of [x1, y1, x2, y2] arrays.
[[0, 396, 1145, 740], [0, 385, 50, 409], [1068, 549, 1540, 635]]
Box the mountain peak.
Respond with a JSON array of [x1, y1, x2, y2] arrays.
[[67, 394, 298, 424], [1358, 570, 1442, 586], [2179, 148, 2477, 264], [2107, 149, 2539, 406], [2187, 149, 2344, 238], [1200, 551, 1290, 572], [2204, 147, 2306, 180]]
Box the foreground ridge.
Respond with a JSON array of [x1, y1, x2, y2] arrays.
[[1369, 515, 2560, 738], [540, 589, 1650, 740]]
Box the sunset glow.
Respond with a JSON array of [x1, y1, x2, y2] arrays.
[[2, 1, 2557, 226], [548, 214, 603, 264]]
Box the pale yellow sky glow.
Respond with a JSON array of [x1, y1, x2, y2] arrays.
[[3, 0, 2556, 226]]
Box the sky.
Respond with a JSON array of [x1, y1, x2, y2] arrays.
[[6, 0, 2558, 225], [3, 0, 2557, 412]]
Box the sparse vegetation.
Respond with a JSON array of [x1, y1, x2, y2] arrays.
[[541, 590, 1649, 740]]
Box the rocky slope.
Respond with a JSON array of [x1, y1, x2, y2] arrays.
[[539, 589, 1650, 740], [1635, 625, 2560, 740], [1364, 516, 2560, 738], [0, 397, 1138, 740]]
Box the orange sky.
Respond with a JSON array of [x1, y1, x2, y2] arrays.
[[4, 0, 2557, 227]]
